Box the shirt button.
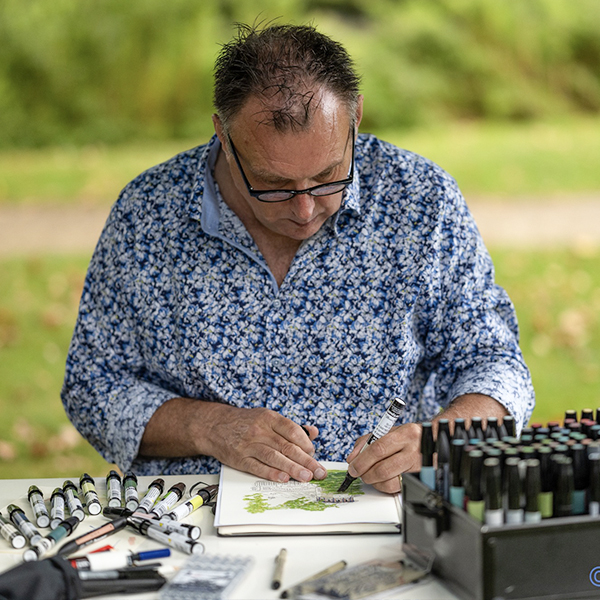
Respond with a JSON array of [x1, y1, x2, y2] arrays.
[[272, 299, 282, 309], [272, 358, 282, 369]]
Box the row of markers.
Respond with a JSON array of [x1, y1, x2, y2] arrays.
[[418, 410, 600, 526], [0, 470, 218, 562]]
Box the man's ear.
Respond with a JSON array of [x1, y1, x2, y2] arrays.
[[355, 95, 364, 131], [212, 113, 227, 148]]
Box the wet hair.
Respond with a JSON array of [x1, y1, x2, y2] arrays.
[[213, 23, 361, 133]]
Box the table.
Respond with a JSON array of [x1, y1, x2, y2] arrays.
[[0, 474, 460, 599]]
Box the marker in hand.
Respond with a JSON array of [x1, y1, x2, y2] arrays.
[[337, 398, 406, 493]]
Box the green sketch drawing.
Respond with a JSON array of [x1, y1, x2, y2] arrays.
[[243, 470, 364, 514]]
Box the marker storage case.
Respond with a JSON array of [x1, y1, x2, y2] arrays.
[[402, 472, 600, 600]]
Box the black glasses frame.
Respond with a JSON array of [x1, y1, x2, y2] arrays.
[[226, 129, 355, 203]]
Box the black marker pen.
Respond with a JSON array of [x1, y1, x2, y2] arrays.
[[436, 427, 451, 501], [466, 450, 485, 522], [484, 458, 503, 526], [504, 457, 523, 524], [524, 458, 542, 523], [589, 453, 600, 517], [570, 443, 588, 515], [553, 456, 574, 518], [337, 397, 406, 493], [449, 439, 466, 508], [56, 515, 129, 557], [419, 422, 435, 490]]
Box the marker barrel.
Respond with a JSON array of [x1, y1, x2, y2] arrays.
[[149, 483, 186, 519], [106, 470, 123, 508], [0, 513, 26, 549], [123, 472, 139, 512], [137, 478, 164, 513], [7, 504, 42, 546], [50, 488, 66, 529], [63, 480, 85, 521], [80, 474, 102, 516], [27, 485, 50, 528]]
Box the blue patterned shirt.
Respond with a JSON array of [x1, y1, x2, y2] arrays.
[[62, 133, 535, 475]]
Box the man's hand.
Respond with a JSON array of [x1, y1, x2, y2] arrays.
[[206, 405, 326, 483], [140, 398, 326, 484], [344, 423, 422, 494]]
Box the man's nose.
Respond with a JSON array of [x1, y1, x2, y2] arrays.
[[290, 192, 315, 220]]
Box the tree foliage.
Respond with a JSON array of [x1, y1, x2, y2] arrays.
[[1, 0, 599, 147]]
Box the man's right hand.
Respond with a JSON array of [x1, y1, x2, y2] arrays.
[[140, 398, 326, 483]]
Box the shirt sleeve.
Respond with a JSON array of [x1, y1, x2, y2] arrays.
[[419, 174, 535, 432], [61, 190, 178, 473]]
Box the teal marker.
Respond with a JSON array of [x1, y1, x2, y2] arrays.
[[23, 516, 79, 562]]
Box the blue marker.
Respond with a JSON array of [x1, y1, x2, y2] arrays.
[[420, 422, 435, 490]]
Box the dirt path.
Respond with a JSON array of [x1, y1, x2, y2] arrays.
[[1, 195, 599, 256]]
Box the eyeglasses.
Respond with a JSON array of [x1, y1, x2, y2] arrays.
[[226, 129, 355, 203]]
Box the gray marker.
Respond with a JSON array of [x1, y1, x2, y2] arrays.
[[123, 472, 139, 512], [106, 470, 122, 508], [50, 488, 66, 529], [137, 478, 164, 513], [131, 514, 200, 540], [134, 519, 204, 555], [7, 504, 42, 546], [150, 482, 186, 519], [0, 512, 26, 549], [27, 485, 50, 528], [63, 480, 85, 521], [79, 474, 102, 516]]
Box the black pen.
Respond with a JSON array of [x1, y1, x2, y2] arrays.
[[337, 397, 406, 493], [56, 516, 129, 556]]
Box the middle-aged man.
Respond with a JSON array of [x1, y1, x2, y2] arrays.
[[62, 23, 535, 493]]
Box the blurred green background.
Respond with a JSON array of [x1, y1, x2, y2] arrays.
[[1, 0, 599, 478]]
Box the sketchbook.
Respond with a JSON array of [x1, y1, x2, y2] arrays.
[[213, 462, 402, 536]]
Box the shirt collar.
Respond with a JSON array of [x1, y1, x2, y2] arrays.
[[190, 134, 362, 237]]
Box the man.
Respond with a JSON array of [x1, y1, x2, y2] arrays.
[[62, 23, 534, 493]]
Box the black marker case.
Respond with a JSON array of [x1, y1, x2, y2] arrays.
[[402, 473, 600, 600]]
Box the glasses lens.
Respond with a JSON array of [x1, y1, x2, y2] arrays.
[[310, 183, 348, 197], [257, 191, 294, 202]]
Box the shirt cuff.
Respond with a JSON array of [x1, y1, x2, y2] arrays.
[[447, 362, 535, 435]]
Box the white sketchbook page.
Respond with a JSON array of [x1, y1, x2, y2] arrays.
[[214, 461, 401, 528]]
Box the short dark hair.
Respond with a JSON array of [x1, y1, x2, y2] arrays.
[[214, 23, 361, 132]]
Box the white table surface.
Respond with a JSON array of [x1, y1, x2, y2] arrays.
[[0, 474, 460, 600]]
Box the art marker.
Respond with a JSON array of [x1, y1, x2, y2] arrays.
[[502, 415, 516, 437], [56, 515, 129, 557], [581, 408, 594, 421], [449, 439, 466, 508], [466, 450, 484, 522], [436, 428, 451, 501], [589, 453, 600, 516], [71, 548, 170, 571], [553, 456, 574, 518], [504, 457, 523, 525], [128, 513, 200, 540], [23, 516, 79, 561], [524, 459, 542, 523], [163, 484, 218, 521], [7, 504, 42, 546], [468, 417, 485, 441], [570, 443, 588, 515], [80, 474, 102, 516], [452, 418, 469, 443], [106, 470, 123, 508], [337, 397, 406, 492], [419, 422, 436, 490], [564, 409, 578, 423], [63, 480, 85, 521], [0, 512, 26, 549], [132, 519, 204, 555], [149, 482, 186, 519], [27, 485, 50, 528], [537, 447, 554, 518], [123, 472, 139, 512], [485, 417, 500, 440], [272, 548, 287, 590], [484, 458, 503, 526], [50, 487, 66, 529], [137, 478, 165, 513], [280, 560, 347, 599]]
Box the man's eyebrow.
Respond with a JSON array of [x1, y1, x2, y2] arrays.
[[248, 157, 343, 185]]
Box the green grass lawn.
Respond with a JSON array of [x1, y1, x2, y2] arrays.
[[1, 115, 600, 207], [1, 248, 598, 478]]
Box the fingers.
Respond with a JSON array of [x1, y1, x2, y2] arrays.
[[345, 423, 422, 494], [209, 406, 326, 484]]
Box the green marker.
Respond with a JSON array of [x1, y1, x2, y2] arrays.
[[23, 516, 79, 562], [466, 450, 485, 522], [79, 473, 102, 516]]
